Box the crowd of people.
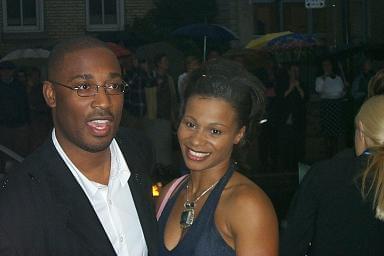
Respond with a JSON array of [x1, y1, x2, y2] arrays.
[[0, 61, 51, 158], [1, 35, 384, 255], [2, 39, 378, 177], [281, 82, 384, 255]]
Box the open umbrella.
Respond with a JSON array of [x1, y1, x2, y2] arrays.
[[0, 48, 50, 62], [0, 48, 50, 79], [106, 42, 131, 58], [265, 33, 319, 50], [264, 33, 322, 63], [246, 31, 292, 49], [172, 23, 239, 61]]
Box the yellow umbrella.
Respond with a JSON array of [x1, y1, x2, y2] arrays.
[[245, 31, 292, 49]]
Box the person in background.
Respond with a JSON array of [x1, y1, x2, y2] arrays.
[[351, 59, 375, 110], [0, 36, 158, 256], [25, 67, 52, 151], [255, 59, 279, 171], [16, 69, 27, 86], [280, 95, 384, 256], [120, 49, 149, 129], [156, 59, 278, 256], [367, 68, 384, 98], [206, 49, 221, 62], [177, 56, 201, 103], [0, 61, 30, 156], [315, 58, 346, 157], [275, 63, 306, 172], [149, 53, 178, 124], [144, 54, 178, 181], [139, 58, 150, 77]]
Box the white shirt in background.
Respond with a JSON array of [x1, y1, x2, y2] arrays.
[[315, 75, 345, 99]]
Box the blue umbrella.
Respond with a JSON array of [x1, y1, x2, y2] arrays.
[[265, 33, 319, 50], [172, 23, 239, 61]]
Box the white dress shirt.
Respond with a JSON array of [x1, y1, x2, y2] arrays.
[[52, 129, 148, 256]]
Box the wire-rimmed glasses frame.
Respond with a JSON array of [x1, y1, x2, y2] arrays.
[[49, 79, 129, 97]]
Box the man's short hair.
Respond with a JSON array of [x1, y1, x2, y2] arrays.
[[47, 36, 112, 80]]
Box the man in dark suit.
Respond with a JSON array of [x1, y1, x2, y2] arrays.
[[0, 37, 158, 255]]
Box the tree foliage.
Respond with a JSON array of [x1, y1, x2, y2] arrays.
[[130, 0, 217, 42]]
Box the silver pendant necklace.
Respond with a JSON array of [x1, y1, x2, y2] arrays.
[[180, 178, 220, 230]]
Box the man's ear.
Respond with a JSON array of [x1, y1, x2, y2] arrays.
[[234, 126, 246, 145], [43, 81, 56, 108]]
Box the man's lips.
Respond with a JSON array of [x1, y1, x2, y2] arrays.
[[87, 119, 110, 128], [86, 116, 114, 136], [86, 115, 113, 122]]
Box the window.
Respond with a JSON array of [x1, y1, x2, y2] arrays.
[[284, 3, 307, 33], [86, 0, 124, 31], [253, 3, 278, 34], [2, 0, 44, 32]]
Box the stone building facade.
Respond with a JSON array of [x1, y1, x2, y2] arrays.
[[0, 0, 383, 57], [0, 0, 153, 55]]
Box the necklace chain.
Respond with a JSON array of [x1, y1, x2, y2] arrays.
[[186, 179, 220, 205], [180, 178, 221, 230]]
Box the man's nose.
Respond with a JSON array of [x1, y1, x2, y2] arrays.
[[92, 86, 111, 109]]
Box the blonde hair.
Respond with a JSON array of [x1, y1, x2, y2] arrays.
[[356, 95, 384, 220], [367, 69, 384, 98]]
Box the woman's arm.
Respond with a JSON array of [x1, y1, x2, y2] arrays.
[[284, 81, 296, 97], [229, 185, 279, 256]]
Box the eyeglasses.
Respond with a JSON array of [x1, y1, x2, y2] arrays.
[[49, 79, 128, 97]]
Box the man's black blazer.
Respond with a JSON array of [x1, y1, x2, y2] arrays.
[[0, 128, 158, 256]]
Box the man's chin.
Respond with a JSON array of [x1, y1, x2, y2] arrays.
[[80, 137, 114, 153]]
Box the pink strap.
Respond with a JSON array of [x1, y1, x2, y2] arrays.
[[156, 174, 188, 220]]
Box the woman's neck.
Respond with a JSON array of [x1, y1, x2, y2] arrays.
[[188, 161, 231, 194]]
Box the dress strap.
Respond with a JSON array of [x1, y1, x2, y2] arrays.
[[196, 163, 235, 223], [157, 174, 189, 220]]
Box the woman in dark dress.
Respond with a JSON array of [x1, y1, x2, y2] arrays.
[[315, 59, 346, 157], [280, 95, 384, 256], [275, 64, 306, 171], [156, 59, 278, 255]]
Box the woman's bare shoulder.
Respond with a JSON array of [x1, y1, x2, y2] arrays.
[[224, 172, 276, 221], [222, 172, 278, 255]]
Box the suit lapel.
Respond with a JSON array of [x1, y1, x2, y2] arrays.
[[41, 140, 116, 256], [117, 136, 158, 256]]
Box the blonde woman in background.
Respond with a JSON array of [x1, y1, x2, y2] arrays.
[[281, 96, 384, 256], [367, 68, 384, 98], [356, 95, 384, 220]]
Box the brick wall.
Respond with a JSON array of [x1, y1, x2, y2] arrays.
[[367, 0, 384, 44], [1, 0, 383, 58], [0, 0, 154, 57], [125, 0, 154, 25], [45, 0, 86, 40]]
